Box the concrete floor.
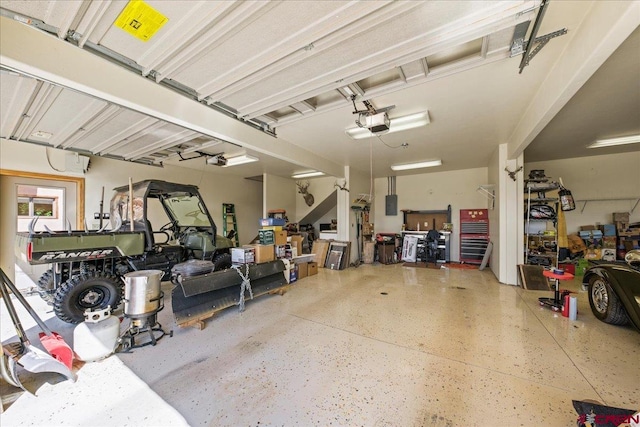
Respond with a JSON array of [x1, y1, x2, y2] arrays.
[[2, 263, 639, 426]]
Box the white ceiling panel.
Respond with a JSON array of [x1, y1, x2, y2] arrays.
[[169, 1, 391, 95], [67, 108, 150, 152], [0, 71, 38, 138], [1, 0, 637, 179]]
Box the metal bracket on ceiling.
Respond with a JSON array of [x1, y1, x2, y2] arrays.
[[177, 150, 223, 162], [515, 0, 568, 74]]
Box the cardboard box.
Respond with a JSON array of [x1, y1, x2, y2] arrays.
[[289, 235, 304, 256], [601, 248, 616, 262], [580, 225, 597, 231], [308, 262, 318, 276], [623, 240, 639, 251], [584, 248, 602, 260], [259, 229, 275, 245], [231, 247, 254, 264], [602, 236, 617, 249], [297, 262, 308, 279], [613, 212, 630, 223], [245, 244, 275, 263], [259, 218, 286, 227], [599, 224, 617, 236], [363, 241, 375, 264], [616, 222, 630, 231], [275, 230, 287, 246]]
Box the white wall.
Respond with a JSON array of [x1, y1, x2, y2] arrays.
[[526, 151, 640, 234], [0, 138, 263, 246], [264, 174, 296, 222], [294, 176, 338, 222], [373, 167, 489, 262]]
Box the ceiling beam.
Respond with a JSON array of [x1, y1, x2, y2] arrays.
[[0, 16, 344, 178], [507, 1, 640, 159]]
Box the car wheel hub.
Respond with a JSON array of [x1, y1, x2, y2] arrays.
[[79, 288, 105, 307], [592, 280, 609, 314]]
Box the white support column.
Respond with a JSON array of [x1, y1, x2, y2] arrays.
[[503, 148, 524, 285], [336, 166, 351, 242]]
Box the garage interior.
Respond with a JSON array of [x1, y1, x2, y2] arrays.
[[0, 1, 639, 426]]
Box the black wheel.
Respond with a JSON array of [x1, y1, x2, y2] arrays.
[[212, 253, 232, 271], [36, 269, 59, 304], [588, 276, 629, 326], [53, 270, 123, 324]]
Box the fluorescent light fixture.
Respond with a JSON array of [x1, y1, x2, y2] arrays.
[[588, 134, 640, 149], [291, 171, 324, 179], [345, 111, 430, 140], [222, 154, 258, 166], [390, 159, 442, 171]]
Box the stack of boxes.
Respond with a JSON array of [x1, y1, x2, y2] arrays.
[[614, 212, 639, 256], [231, 217, 318, 283], [599, 223, 617, 262], [579, 225, 604, 260]]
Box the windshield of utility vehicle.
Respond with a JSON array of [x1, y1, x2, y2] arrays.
[[163, 194, 212, 227]]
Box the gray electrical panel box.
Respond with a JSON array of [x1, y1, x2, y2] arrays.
[[385, 195, 397, 216]]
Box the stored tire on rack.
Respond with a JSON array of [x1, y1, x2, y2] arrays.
[[212, 253, 232, 271], [588, 276, 629, 326], [53, 270, 122, 324]]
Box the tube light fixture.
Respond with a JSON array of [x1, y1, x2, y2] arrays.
[[291, 171, 324, 179], [587, 134, 640, 149], [222, 154, 259, 166], [346, 111, 430, 140], [390, 159, 442, 171]]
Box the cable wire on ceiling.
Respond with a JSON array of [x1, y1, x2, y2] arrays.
[[369, 138, 373, 201], [45, 147, 65, 172], [375, 134, 409, 149]]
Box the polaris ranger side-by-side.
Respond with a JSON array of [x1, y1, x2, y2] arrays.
[[16, 180, 239, 323]]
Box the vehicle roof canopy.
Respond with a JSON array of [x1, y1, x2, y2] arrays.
[[112, 180, 201, 197]]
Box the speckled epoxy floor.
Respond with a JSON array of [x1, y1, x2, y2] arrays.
[[2, 264, 639, 426]]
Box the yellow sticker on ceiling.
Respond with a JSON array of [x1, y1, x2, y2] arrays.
[[114, 0, 168, 42]]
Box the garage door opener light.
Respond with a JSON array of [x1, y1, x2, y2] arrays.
[[346, 111, 430, 140]]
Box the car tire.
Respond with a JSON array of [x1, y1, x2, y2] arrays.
[[588, 276, 629, 325], [53, 270, 123, 324], [36, 269, 59, 304], [212, 253, 232, 271]]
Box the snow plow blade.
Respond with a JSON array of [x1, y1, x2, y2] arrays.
[[172, 260, 288, 327]]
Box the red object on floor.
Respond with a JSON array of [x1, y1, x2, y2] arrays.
[[562, 294, 571, 317]]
